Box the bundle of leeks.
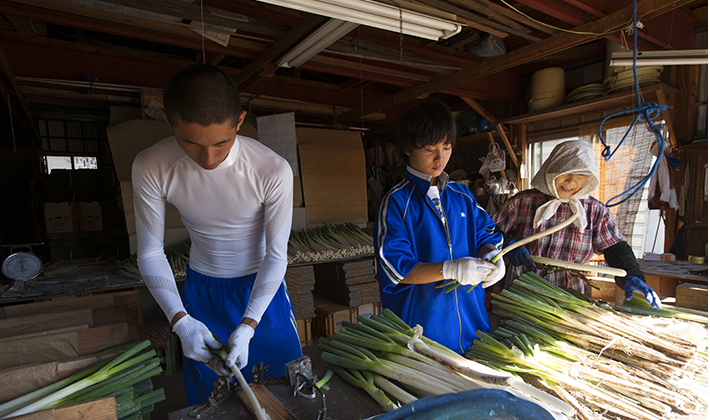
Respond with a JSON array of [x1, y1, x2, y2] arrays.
[[288, 222, 374, 263], [112, 240, 191, 280], [0, 340, 165, 419], [466, 272, 708, 420], [318, 309, 574, 419]]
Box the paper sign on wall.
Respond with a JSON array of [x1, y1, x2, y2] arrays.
[[256, 113, 298, 175]]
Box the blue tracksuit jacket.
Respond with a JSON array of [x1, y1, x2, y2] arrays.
[[375, 167, 503, 354]]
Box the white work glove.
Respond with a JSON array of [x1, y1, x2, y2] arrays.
[[225, 324, 256, 371], [480, 250, 506, 288], [172, 315, 225, 373], [442, 256, 497, 287]]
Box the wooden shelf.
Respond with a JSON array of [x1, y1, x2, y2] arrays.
[[499, 83, 678, 125]]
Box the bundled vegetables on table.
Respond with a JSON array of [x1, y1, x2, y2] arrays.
[[318, 309, 573, 419], [466, 271, 708, 420], [288, 222, 374, 263], [0, 340, 165, 419]]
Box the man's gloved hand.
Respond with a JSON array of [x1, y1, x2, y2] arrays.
[[622, 276, 662, 310], [225, 324, 256, 371], [480, 250, 506, 288], [442, 256, 496, 287], [172, 315, 223, 364], [505, 242, 534, 267]]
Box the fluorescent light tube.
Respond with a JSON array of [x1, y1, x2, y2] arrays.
[[610, 49, 708, 66], [256, 0, 462, 40], [277, 19, 359, 68]]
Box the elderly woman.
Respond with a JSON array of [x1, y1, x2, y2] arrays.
[[493, 140, 662, 309]]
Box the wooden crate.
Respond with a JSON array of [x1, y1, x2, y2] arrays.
[[313, 303, 354, 337], [296, 318, 313, 347], [675, 283, 708, 311]]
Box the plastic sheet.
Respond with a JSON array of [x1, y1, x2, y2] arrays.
[[374, 389, 557, 420]]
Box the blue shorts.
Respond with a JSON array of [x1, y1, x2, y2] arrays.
[[181, 267, 303, 406]]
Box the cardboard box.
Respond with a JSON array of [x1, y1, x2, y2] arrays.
[[296, 127, 368, 227], [44, 202, 78, 234], [356, 302, 381, 319], [296, 318, 313, 347], [77, 201, 102, 231]]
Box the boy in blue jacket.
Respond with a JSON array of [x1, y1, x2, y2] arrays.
[[374, 99, 505, 354]]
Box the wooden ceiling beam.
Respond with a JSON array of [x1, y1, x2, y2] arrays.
[[4, 15, 36, 37], [446, 0, 531, 34], [234, 14, 326, 89], [471, 0, 558, 35], [337, 0, 696, 123]]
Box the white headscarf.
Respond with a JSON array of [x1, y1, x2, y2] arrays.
[[530, 140, 599, 232]]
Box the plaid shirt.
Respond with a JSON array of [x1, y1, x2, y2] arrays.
[[493, 190, 626, 291]]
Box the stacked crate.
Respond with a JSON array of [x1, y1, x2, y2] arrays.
[[285, 265, 316, 347], [312, 257, 380, 307], [311, 257, 382, 337]]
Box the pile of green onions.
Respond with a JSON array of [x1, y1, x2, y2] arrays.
[[288, 223, 374, 263], [318, 309, 573, 418], [465, 272, 708, 420], [113, 240, 191, 280], [0, 340, 165, 419]]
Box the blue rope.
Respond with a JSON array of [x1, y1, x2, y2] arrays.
[[597, 0, 670, 208]]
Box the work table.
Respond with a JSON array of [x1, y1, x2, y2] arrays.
[[167, 341, 384, 420]]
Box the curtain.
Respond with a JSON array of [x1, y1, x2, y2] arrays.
[[579, 115, 659, 240]]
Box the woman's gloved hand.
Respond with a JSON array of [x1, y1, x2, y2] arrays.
[[442, 257, 497, 287], [480, 250, 505, 288], [622, 276, 662, 310], [225, 324, 256, 371], [172, 315, 224, 366], [505, 242, 534, 267]]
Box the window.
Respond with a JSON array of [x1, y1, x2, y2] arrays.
[[39, 120, 100, 174]]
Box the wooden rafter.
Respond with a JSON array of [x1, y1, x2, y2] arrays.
[[337, 0, 696, 123]]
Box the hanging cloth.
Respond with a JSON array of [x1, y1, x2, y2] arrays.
[[530, 140, 600, 232], [647, 142, 679, 209]]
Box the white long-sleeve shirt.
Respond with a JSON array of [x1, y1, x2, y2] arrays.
[[131, 134, 293, 323]]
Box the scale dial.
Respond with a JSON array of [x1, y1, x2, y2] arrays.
[[2, 252, 43, 280]]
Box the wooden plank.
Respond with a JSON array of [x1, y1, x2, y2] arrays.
[[499, 83, 678, 125], [655, 87, 678, 149], [77, 323, 130, 355], [2, 294, 114, 318], [0, 325, 88, 343], [53, 396, 117, 420], [235, 383, 298, 420], [496, 123, 518, 167], [0, 308, 93, 338]]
